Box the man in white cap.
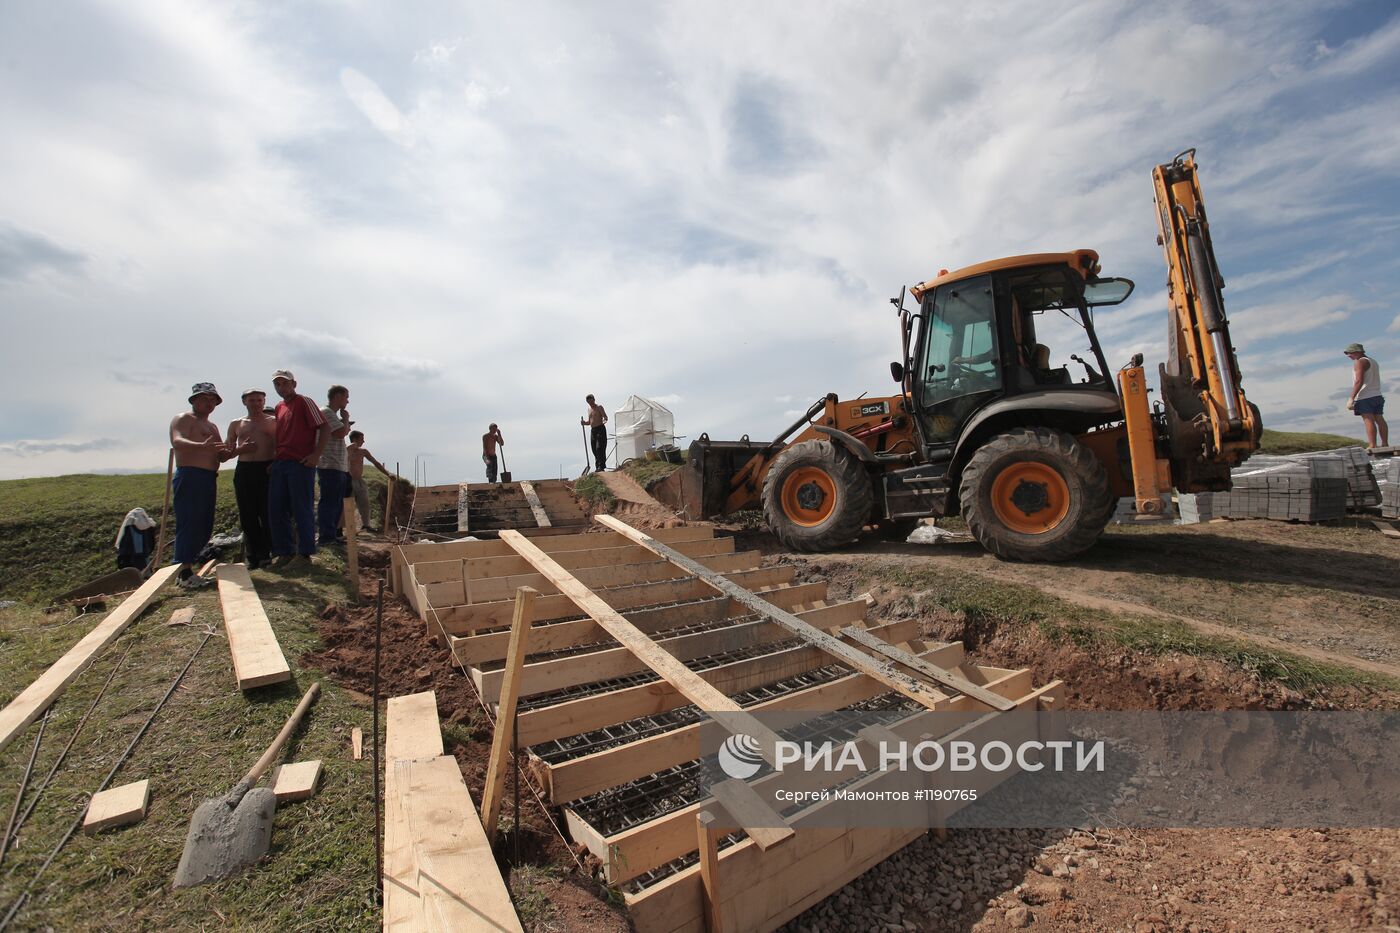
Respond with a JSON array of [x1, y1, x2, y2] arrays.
[[168, 382, 232, 589], [227, 388, 277, 569], [1344, 343, 1388, 448], [268, 370, 331, 566]]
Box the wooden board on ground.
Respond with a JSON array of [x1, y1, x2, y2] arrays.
[[352, 727, 363, 760], [166, 607, 196, 627], [384, 691, 445, 932], [215, 564, 292, 690], [272, 760, 323, 802], [0, 565, 178, 755], [83, 779, 151, 833], [397, 756, 524, 933]]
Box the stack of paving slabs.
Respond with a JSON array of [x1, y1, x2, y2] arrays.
[[1178, 455, 1348, 524], [1379, 457, 1400, 519], [1291, 446, 1381, 508]]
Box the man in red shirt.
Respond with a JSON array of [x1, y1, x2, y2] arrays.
[[268, 369, 332, 566]]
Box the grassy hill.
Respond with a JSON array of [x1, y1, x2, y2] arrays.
[[1258, 428, 1363, 455], [0, 469, 391, 605]]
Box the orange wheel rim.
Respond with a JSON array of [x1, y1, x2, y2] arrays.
[[989, 462, 1070, 534], [780, 466, 838, 527]]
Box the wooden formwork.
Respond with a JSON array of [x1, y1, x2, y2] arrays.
[[391, 520, 1063, 933], [404, 479, 587, 539]]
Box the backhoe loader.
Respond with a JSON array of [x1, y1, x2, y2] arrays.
[[670, 150, 1261, 561]]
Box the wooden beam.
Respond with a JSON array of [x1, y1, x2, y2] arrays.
[[595, 516, 952, 711], [83, 779, 150, 834], [481, 587, 535, 842], [0, 565, 177, 754], [519, 481, 551, 528], [345, 495, 360, 604], [710, 779, 793, 851], [215, 564, 292, 690], [458, 535, 733, 585], [499, 531, 785, 766], [450, 582, 827, 668], [432, 566, 797, 634], [352, 727, 363, 760], [538, 623, 937, 806], [697, 811, 724, 933], [456, 482, 469, 533], [397, 756, 524, 933], [839, 625, 1014, 711]]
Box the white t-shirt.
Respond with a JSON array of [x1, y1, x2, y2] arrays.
[[317, 408, 349, 471]]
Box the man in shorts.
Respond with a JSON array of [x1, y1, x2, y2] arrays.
[[1345, 343, 1388, 448]]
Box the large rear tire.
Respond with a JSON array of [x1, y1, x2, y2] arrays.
[[959, 427, 1111, 562], [762, 440, 874, 551]]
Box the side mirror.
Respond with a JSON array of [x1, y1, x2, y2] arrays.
[[889, 361, 904, 382]]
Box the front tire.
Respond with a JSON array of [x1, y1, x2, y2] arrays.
[[959, 427, 1111, 562], [762, 440, 874, 551]]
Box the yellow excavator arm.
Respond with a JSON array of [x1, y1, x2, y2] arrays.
[[1123, 150, 1260, 510]]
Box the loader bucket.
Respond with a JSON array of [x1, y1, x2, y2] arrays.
[[661, 437, 771, 520]]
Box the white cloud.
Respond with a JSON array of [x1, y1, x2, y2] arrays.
[[339, 67, 411, 146]]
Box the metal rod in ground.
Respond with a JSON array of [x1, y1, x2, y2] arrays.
[[0, 710, 50, 871], [2, 641, 135, 863], [372, 579, 384, 905], [0, 627, 214, 932]]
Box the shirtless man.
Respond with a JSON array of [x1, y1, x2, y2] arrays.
[[581, 394, 608, 471], [168, 382, 232, 589], [347, 430, 388, 532], [227, 389, 277, 569], [482, 423, 505, 483]]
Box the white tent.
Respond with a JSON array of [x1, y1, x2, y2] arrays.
[[613, 395, 676, 463]]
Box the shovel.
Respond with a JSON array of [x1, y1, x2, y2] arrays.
[[579, 424, 592, 477], [173, 682, 320, 888], [500, 447, 512, 484]]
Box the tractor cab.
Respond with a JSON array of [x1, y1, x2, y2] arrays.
[[903, 250, 1134, 451]]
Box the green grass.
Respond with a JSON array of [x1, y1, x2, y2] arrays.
[[571, 474, 615, 509], [866, 561, 1393, 693], [621, 458, 683, 490], [0, 550, 378, 931], [1258, 427, 1362, 455], [0, 470, 391, 605]]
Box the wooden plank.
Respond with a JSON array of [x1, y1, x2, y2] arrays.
[[710, 779, 793, 850], [216, 564, 293, 690], [596, 516, 954, 711], [82, 779, 150, 833], [397, 757, 524, 933], [519, 481, 552, 528], [459, 536, 734, 585], [434, 567, 797, 634], [539, 622, 933, 806], [839, 625, 1014, 711], [0, 565, 177, 754], [384, 691, 445, 932], [352, 727, 363, 760], [499, 531, 785, 766], [394, 524, 715, 568], [697, 811, 725, 933], [594, 656, 1019, 885], [345, 495, 360, 602], [456, 482, 469, 533], [272, 760, 323, 802], [481, 587, 535, 842], [1373, 520, 1400, 540], [478, 598, 874, 703], [197, 559, 219, 578], [450, 583, 826, 668], [432, 550, 762, 607], [623, 684, 1063, 933]]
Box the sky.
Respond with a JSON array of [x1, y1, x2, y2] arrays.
[[2, 0, 1398, 484]]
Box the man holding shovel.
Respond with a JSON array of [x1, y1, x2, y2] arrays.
[[582, 394, 608, 472], [482, 423, 505, 483]]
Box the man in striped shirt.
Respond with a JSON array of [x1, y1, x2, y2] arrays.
[[268, 370, 332, 567]]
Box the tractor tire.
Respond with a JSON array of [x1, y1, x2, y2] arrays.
[[762, 440, 874, 552], [958, 427, 1111, 562]]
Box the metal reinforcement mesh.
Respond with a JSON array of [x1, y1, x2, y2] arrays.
[[476, 612, 767, 673]]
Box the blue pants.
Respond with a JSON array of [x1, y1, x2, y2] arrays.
[[172, 467, 217, 565], [317, 468, 348, 541], [269, 460, 317, 557]]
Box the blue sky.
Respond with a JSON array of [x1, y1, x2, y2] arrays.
[[1, 0, 1397, 482]]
